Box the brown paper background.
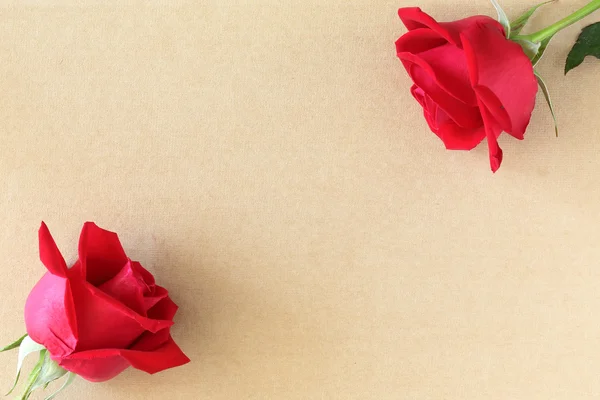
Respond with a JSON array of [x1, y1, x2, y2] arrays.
[[1, 1, 600, 399]]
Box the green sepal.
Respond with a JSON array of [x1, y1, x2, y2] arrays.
[[512, 34, 554, 66], [16, 336, 45, 375], [30, 351, 68, 392], [565, 22, 600, 74], [0, 334, 27, 353], [1, 335, 73, 400], [6, 370, 20, 395], [43, 372, 76, 400], [514, 38, 541, 60], [19, 349, 46, 400], [510, 0, 556, 37], [16, 349, 70, 400], [490, 0, 511, 38], [7, 335, 45, 396], [531, 35, 555, 66], [534, 71, 559, 137]]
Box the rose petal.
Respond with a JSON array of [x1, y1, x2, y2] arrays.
[[77, 222, 128, 286], [411, 86, 486, 150], [130, 327, 170, 352], [38, 222, 68, 277], [399, 53, 482, 129], [435, 109, 486, 150], [398, 38, 477, 106], [398, 7, 459, 45], [70, 280, 173, 352], [411, 85, 438, 130], [416, 44, 477, 106], [143, 285, 169, 312], [98, 260, 149, 315], [123, 336, 190, 374], [147, 294, 179, 321], [410, 84, 426, 107], [58, 337, 190, 382], [395, 28, 447, 55], [460, 23, 537, 139], [55, 350, 129, 383], [24, 273, 78, 358], [477, 98, 504, 172], [398, 7, 504, 48], [130, 261, 156, 288]]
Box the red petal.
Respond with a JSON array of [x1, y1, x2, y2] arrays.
[[398, 37, 477, 106], [25, 273, 78, 358], [460, 24, 537, 139], [38, 222, 67, 277], [130, 261, 156, 287], [395, 28, 447, 55], [130, 327, 170, 352], [58, 337, 190, 382], [70, 280, 173, 352], [398, 7, 459, 45], [411, 86, 486, 150], [78, 222, 128, 285], [398, 8, 503, 48], [143, 285, 169, 313], [411, 85, 439, 131], [477, 98, 504, 172], [399, 53, 482, 129], [56, 350, 129, 382], [415, 44, 477, 106], [98, 261, 149, 316], [435, 110, 486, 150], [410, 84, 426, 108], [147, 294, 179, 321], [123, 336, 190, 374]]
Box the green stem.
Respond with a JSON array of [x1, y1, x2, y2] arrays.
[[523, 0, 600, 43]]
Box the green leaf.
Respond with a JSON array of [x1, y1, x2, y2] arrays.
[[0, 334, 27, 352], [565, 22, 600, 74], [535, 71, 559, 137], [490, 0, 511, 38], [510, 0, 556, 37], [44, 372, 76, 400], [531, 35, 555, 66], [7, 335, 45, 396]]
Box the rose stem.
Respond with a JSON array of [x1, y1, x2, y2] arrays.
[[520, 0, 600, 43]]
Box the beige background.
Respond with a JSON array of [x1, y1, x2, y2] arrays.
[[1, 0, 600, 399]]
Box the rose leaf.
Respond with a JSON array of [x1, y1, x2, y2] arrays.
[[565, 22, 600, 74]]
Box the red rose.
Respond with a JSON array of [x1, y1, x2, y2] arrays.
[[395, 7, 538, 172], [24, 222, 190, 382]]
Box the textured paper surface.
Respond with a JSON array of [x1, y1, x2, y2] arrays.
[[1, 1, 600, 399]]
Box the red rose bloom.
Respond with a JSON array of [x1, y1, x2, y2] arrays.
[[395, 7, 538, 172], [24, 222, 190, 382]]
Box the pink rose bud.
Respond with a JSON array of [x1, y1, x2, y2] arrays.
[[24, 222, 190, 382]]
